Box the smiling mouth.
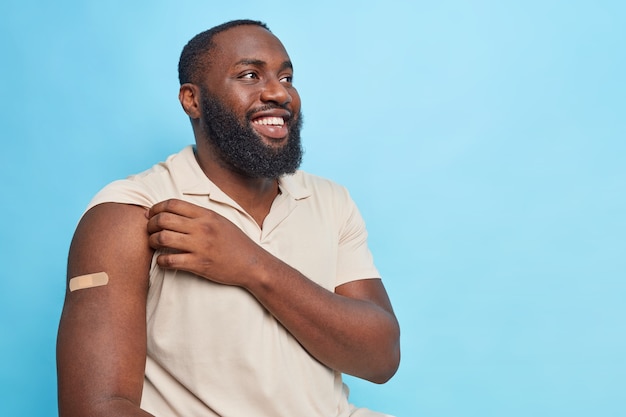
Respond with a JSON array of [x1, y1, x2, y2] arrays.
[[251, 116, 288, 140]]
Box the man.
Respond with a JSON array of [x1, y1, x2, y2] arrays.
[[57, 19, 400, 417]]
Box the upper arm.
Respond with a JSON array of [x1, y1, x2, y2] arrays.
[[57, 203, 154, 416], [335, 279, 401, 380]]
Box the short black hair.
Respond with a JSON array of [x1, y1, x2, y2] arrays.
[[178, 19, 270, 85]]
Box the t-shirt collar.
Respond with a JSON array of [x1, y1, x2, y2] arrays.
[[173, 145, 311, 201]]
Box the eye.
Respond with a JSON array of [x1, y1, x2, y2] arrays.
[[239, 72, 258, 80], [280, 74, 293, 84]]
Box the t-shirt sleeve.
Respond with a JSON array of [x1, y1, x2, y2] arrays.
[[85, 178, 157, 213], [335, 189, 380, 287]]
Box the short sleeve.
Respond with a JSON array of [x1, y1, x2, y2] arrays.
[[335, 190, 380, 287], [85, 178, 157, 213]]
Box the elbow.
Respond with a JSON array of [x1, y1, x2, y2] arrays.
[[367, 341, 401, 384], [364, 321, 401, 384]]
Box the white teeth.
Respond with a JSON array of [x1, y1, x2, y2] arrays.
[[254, 117, 284, 126]]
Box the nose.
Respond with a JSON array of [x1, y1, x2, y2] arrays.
[[260, 78, 292, 106]]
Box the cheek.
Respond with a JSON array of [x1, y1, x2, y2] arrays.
[[223, 92, 255, 119], [290, 88, 302, 110], [228, 91, 251, 108], [218, 82, 255, 112]]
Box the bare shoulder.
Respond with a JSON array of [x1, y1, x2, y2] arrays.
[[60, 201, 154, 354], [67, 202, 152, 284]]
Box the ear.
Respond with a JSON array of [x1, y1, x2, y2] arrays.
[[179, 83, 201, 119]]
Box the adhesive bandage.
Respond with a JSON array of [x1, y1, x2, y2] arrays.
[[69, 272, 109, 292]]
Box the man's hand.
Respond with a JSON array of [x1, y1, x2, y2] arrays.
[[146, 198, 266, 287]]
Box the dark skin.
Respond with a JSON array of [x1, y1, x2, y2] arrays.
[[57, 25, 400, 417]]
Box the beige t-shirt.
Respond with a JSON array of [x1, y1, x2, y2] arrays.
[[87, 146, 393, 417]]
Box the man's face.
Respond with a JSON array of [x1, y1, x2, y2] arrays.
[[198, 25, 303, 178]]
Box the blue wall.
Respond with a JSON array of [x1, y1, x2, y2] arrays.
[[1, 1, 625, 416]]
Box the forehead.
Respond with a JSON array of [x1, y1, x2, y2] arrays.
[[210, 25, 291, 71]]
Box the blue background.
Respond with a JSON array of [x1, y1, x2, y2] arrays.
[[1, 1, 625, 416]]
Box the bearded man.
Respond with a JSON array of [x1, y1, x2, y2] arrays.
[[57, 19, 400, 417]]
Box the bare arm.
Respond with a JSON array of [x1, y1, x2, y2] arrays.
[[147, 199, 400, 383], [57, 203, 154, 417], [248, 260, 400, 383]]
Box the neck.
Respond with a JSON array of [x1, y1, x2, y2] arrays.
[[194, 140, 280, 227]]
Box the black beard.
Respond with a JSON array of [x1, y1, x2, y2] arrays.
[[200, 88, 303, 179]]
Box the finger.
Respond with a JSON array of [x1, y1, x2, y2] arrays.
[[147, 211, 195, 235], [148, 229, 196, 253], [155, 251, 184, 270], [155, 251, 205, 272], [148, 199, 204, 219]]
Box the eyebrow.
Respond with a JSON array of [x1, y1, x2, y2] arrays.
[[234, 59, 293, 72]]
